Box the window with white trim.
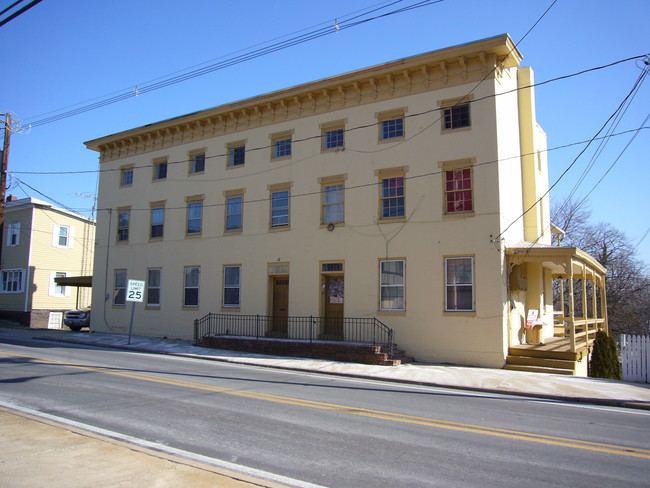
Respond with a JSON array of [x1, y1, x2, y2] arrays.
[[443, 103, 471, 130], [227, 142, 246, 167], [153, 159, 167, 180], [1, 269, 24, 293], [225, 192, 244, 232], [271, 131, 293, 160], [380, 259, 405, 311], [377, 110, 405, 141], [186, 197, 203, 235], [7, 222, 20, 247], [322, 183, 344, 224], [223, 265, 241, 308], [445, 257, 474, 311], [52, 224, 74, 248], [150, 206, 164, 239], [120, 166, 134, 186], [50, 272, 68, 297]]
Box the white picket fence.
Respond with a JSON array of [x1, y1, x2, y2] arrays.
[[620, 334, 650, 383]]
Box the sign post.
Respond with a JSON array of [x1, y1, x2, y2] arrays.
[[126, 279, 145, 344]]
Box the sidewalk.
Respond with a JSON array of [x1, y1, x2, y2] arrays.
[[3, 324, 650, 410]]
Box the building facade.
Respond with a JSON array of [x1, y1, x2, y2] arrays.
[[85, 34, 605, 370], [0, 197, 95, 327]]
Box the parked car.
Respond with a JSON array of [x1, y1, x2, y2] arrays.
[[64, 309, 91, 331]]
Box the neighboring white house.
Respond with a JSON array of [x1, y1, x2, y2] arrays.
[[84, 34, 606, 374], [0, 196, 95, 328]]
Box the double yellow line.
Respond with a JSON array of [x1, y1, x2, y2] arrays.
[[3, 350, 650, 459]]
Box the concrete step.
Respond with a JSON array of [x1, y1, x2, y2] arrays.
[[504, 363, 575, 375]]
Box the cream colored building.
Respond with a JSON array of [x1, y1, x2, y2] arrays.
[[0, 196, 95, 327], [85, 34, 606, 374]]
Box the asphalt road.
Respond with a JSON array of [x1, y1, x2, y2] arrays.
[[1, 335, 649, 487]]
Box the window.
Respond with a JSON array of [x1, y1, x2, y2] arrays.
[[445, 257, 474, 311], [225, 193, 243, 232], [186, 198, 203, 235], [153, 159, 167, 180], [52, 224, 74, 248], [120, 166, 134, 186], [443, 103, 471, 130], [150, 206, 164, 239], [117, 209, 130, 242], [381, 117, 404, 140], [1, 269, 24, 293], [50, 272, 67, 297], [380, 176, 405, 219], [323, 128, 344, 150], [147, 268, 161, 307], [271, 131, 293, 160], [322, 183, 344, 224], [380, 260, 405, 311], [445, 167, 473, 213], [114, 269, 127, 305], [223, 265, 241, 308], [189, 151, 206, 174], [184, 267, 200, 307], [378, 110, 405, 141], [228, 143, 246, 167], [58, 226, 69, 247], [7, 222, 20, 246], [270, 190, 289, 227]]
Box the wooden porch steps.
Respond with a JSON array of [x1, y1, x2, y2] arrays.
[[505, 340, 590, 375]]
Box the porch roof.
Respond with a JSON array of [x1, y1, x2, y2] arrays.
[[54, 275, 93, 287], [505, 242, 606, 276]]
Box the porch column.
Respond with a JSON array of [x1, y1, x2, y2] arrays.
[[581, 262, 588, 349], [567, 258, 576, 353]]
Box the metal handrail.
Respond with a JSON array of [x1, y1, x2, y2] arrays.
[[194, 313, 394, 356]]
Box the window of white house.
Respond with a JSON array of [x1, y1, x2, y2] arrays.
[[380, 259, 405, 311], [150, 206, 164, 239], [114, 269, 127, 306], [322, 183, 344, 224], [147, 268, 161, 307], [228, 143, 246, 167], [270, 190, 290, 227], [184, 266, 200, 307], [1, 269, 24, 293], [7, 222, 20, 246], [153, 159, 167, 180], [223, 265, 241, 308], [225, 193, 243, 232], [445, 257, 474, 312], [186, 198, 203, 235], [189, 151, 206, 174], [120, 166, 134, 186], [52, 224, 74, 248], [117, 209, 130, 242], [443, 103, 471, 130], [50, 272, 68, 297]]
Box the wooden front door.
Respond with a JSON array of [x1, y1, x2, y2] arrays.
[[323, 276, 344, 339], [271, 277, 289, 336]]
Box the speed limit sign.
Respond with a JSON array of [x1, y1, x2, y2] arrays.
[[126, 279, 145, 302]]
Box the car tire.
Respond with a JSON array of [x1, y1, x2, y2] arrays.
[[67, 325, 82, 332]]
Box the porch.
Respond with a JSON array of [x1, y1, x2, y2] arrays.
[[193, 313, 409, 365], [505, 244, 607, 375]]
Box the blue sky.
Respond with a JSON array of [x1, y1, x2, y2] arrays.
[[1, 0, 649, 264]]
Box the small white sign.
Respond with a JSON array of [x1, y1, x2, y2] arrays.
[[126, 279, 145, 303]]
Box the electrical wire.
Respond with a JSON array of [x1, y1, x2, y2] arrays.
[[22, 0, 444, 128], [0, 0, 43, 27]]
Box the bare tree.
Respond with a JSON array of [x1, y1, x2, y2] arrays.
[[552, 198, 650, 336]]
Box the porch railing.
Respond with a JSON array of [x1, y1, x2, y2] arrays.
[[194, 313, 394, 357]]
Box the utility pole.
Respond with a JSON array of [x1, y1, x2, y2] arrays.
[[0, 113, 11, 226], [0, 113, 12, 266]]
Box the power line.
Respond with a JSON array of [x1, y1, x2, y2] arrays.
[[0, 0, 43, 27], [22, 0, 445, 128]]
